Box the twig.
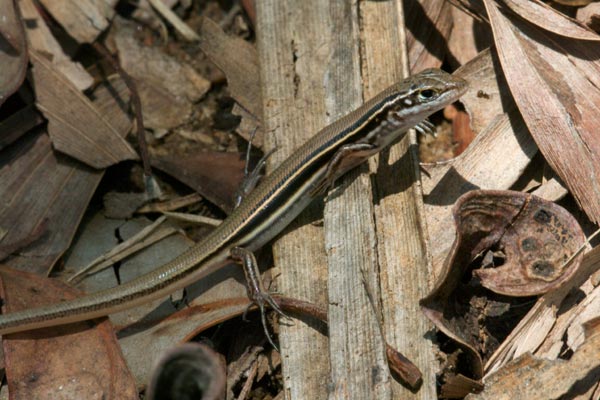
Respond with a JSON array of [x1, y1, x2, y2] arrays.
[[93, 42, 160, 200], [147, 0, 200, 41]]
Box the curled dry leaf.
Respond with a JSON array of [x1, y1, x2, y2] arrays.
[[421, 190, 584, 392], [465, 191, 584, 295], [0, 0, 27, 106], [146, 343, 226, 400]]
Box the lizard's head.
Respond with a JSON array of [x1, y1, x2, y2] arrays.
[[389, 68, 468, 126]]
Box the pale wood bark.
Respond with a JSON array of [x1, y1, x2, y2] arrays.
[[256, 3, 331, 399], [361, 2, 439, 398], [323, 2, 391, 399]]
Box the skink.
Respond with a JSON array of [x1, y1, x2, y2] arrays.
[[0, 69, 467, 335]]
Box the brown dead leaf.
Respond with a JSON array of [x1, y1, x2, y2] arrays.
[[447, 6, 493, 69], [0, 220, 47, 263], [405, 0, 454, 71], [502, 0, 600, 40], [0, 76, 131, 276], [453, 49, 513, 133], [0, 266, 137, 400], [0, 0, 27, 106], [112, 17, 210, 131], [196, 16, 262, 145], [152, 151, 247, 213], [226, 345, 264, 398], [114, 17, 210, 102], [483, 0, 600, 223], [197, 16, 260, 118], [30, 51, 137, 169], [577, 2, 600, 32], [421, 190, 584, 394], [0, 131, 103, 275], [468, 191, 584, 295]]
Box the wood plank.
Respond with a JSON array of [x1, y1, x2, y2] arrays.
[[323, 2, 391, 399], [361, 2, 438, 398]]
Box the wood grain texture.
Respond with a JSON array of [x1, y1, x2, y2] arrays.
[[361, 2, 438, 398], [256, 3, 331, 398], [322, 2, 391, 399]]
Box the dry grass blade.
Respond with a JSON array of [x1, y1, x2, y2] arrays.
[[67, 216, 180, 283], [147, 0, 200, 41], [483, 0, 600, 224], [161, 211, 222, 227]]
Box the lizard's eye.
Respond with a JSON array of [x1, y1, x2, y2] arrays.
[[418, 89, 436, 100]]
